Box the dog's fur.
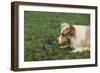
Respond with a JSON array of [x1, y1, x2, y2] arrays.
[[57, 23, 90, 52]]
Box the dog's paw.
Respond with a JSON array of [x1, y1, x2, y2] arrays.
[[70, 49, 83, 53], [70, 50, 78, 53]]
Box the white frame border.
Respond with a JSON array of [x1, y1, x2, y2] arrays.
[[18, 5, 96, 68]]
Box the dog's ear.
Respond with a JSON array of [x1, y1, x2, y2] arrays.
[[67, 25, 75, 36], [61, 23, 69, 29]]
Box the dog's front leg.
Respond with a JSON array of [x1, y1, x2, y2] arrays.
[[71, 47, 90, 53]]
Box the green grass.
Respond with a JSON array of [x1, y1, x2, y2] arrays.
[[24, 11, 90, 61]]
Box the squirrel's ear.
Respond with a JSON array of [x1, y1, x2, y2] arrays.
[[61, 23, 69, 28]]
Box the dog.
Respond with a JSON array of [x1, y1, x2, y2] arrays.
[[57, 23, 90, 52]]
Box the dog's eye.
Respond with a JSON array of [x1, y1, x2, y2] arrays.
[[62, 33, 66, 36]]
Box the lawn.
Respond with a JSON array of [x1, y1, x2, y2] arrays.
[[24, 11, 90, 61]]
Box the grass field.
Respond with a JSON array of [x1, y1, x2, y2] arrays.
[[24, 11, 90, 61]]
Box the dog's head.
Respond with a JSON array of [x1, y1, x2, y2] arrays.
[[57, 23, 75, 45]]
